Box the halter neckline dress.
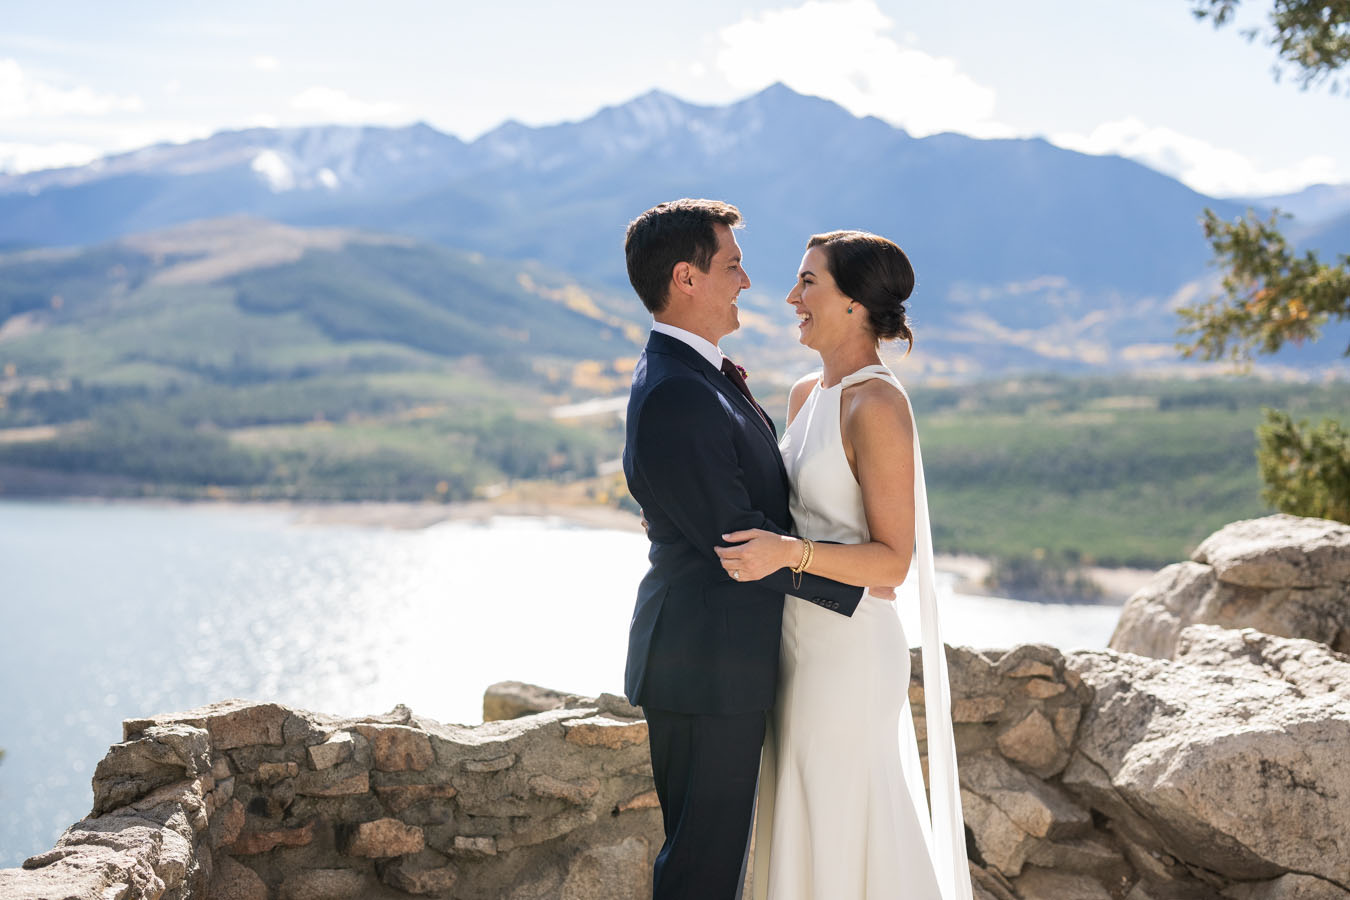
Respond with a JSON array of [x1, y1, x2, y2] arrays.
[[751, 363, 972, 900]]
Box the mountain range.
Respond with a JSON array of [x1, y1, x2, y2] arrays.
[[0, 216, 641, 499], [1, 83, 1346, 375]]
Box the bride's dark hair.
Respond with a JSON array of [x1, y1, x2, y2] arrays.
[[807, 230, 915, 352]]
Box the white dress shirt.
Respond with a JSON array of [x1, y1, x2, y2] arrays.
[[651, 321, 724, 371]]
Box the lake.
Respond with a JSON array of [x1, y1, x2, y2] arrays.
[[0, 500, 1124, 867]]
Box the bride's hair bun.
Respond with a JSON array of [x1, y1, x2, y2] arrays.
[[806, 230, 915, 351]]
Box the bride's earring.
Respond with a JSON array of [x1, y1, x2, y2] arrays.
[[846, 304, 854, 314]]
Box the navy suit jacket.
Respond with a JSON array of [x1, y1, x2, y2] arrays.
[[623, 331, 864, 715]]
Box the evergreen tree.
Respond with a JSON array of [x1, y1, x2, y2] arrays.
[[1180, 0, 1350, 523]]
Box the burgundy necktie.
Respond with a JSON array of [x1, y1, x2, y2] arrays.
[[721, 357, 771, 429]]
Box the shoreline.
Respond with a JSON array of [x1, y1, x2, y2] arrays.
[[6, 495, 1152, 604]]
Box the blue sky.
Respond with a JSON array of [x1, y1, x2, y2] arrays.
[[1, 0, 1346, 196]]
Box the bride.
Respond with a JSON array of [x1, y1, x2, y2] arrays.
[[713, 231, 972, 899]]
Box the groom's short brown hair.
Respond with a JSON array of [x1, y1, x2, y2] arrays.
[[625, 199, 743, 314]]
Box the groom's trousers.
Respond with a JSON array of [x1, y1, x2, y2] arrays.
[[643, 707, 766, 900]]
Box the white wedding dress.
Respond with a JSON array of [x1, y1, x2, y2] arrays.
[[751, 364, 972, 900]]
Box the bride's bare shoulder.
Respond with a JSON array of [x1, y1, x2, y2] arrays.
[[786, 370, 822, 423], [841, 378, 914, 440]]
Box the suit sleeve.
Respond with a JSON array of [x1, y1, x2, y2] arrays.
[[633, 376, 864, 612]]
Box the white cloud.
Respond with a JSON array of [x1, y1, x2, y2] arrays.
[[290, 86, 404, 124], [0, 140, 101, 173], [1051, 117, 1345, 197], [714, 0, 1008, 138], [0, 58, 142, 118], [252, 56, 280, 72]]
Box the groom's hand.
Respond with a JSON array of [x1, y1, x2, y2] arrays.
[[715, 529, 799, 581]]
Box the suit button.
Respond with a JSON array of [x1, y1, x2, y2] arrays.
[[830, 600, 839, 609]]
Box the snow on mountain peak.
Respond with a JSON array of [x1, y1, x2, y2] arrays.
[[251, 150, 295, 192]]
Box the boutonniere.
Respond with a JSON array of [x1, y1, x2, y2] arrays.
[[734, 363, 748, 380]]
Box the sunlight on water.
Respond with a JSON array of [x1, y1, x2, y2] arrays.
[[0, 500, 1121, 866]]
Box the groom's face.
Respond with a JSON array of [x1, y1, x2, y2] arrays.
[[688, 223, 752, 342]]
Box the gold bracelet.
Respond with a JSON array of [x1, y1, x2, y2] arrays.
[[790, 537, 813, 590]]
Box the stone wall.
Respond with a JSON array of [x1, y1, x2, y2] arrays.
[[0, 693, 662, 900], [4, 513, 1348, 900], [9, 632, 1348, 900]]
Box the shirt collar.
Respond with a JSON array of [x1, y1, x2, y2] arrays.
[[651, 321, 723, 371]]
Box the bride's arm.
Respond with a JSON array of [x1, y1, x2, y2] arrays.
[[716, 381, 916, 587]]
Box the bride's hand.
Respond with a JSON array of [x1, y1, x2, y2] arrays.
[[869, 586, 897, 601], [715, 529, 799, 582]]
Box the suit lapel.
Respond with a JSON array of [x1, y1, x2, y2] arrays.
[[645, 333, 781, 450]]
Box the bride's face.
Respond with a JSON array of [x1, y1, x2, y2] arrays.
[[787, 246, 851, 349]]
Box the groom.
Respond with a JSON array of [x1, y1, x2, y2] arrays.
[[622, 199, 864, 899]]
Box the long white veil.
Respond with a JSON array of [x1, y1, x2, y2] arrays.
[[878, 368, 973, 900]]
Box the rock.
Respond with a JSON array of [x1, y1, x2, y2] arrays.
[[995, 709, 1065, 776], [462, 753, 516, 773], [1023, 678, 1066, 698], [210, 857, 267, 900], [969, 862, 1019, 900], [1066, 625, 1350, 888], [1111, 516, 1350, 659], [13, 807, 211, 899], [1025, 834, 1134, 888], [279, 868, 367, 900], [126, 700, 288, 750], [338, 817, 425, 858], [97, 724, 212, 779], [1193, 514, 1350, 589], [150, 824, 194, 890], [560, 837, 649, 900], [952, 696, 1006, 722], [380, 850, 459, 895], [995, 645, 1063, 679], [482, 681, 575, 722], [2, 842, 164, 900], [130, 776, 210, 836], [959, 751, 1092, 876], [374, 783, 458, 814], [450, 835, 496, 856], [212, 799, 245, 849], [257, 761, 299, 782], [293, 768, 370, 797], [1011, 865, 1116, 900], [616, 789, 660, 813], [91, 724, 212, 815], [352, 724, 435, 772], [562, 715, 648, 749], [529, 773, 600, 804], [1052, 705, 1082, 744], [230, 820, 315, 855], [1224, 873, 1350, 899], [1006, 661, 1056, 679], [596, 693, 643, 719], [1109, 561, 1216, 659], [307, 732, 354, 770], [508, 866, 565, 899], [497, 809, 597, 851]]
